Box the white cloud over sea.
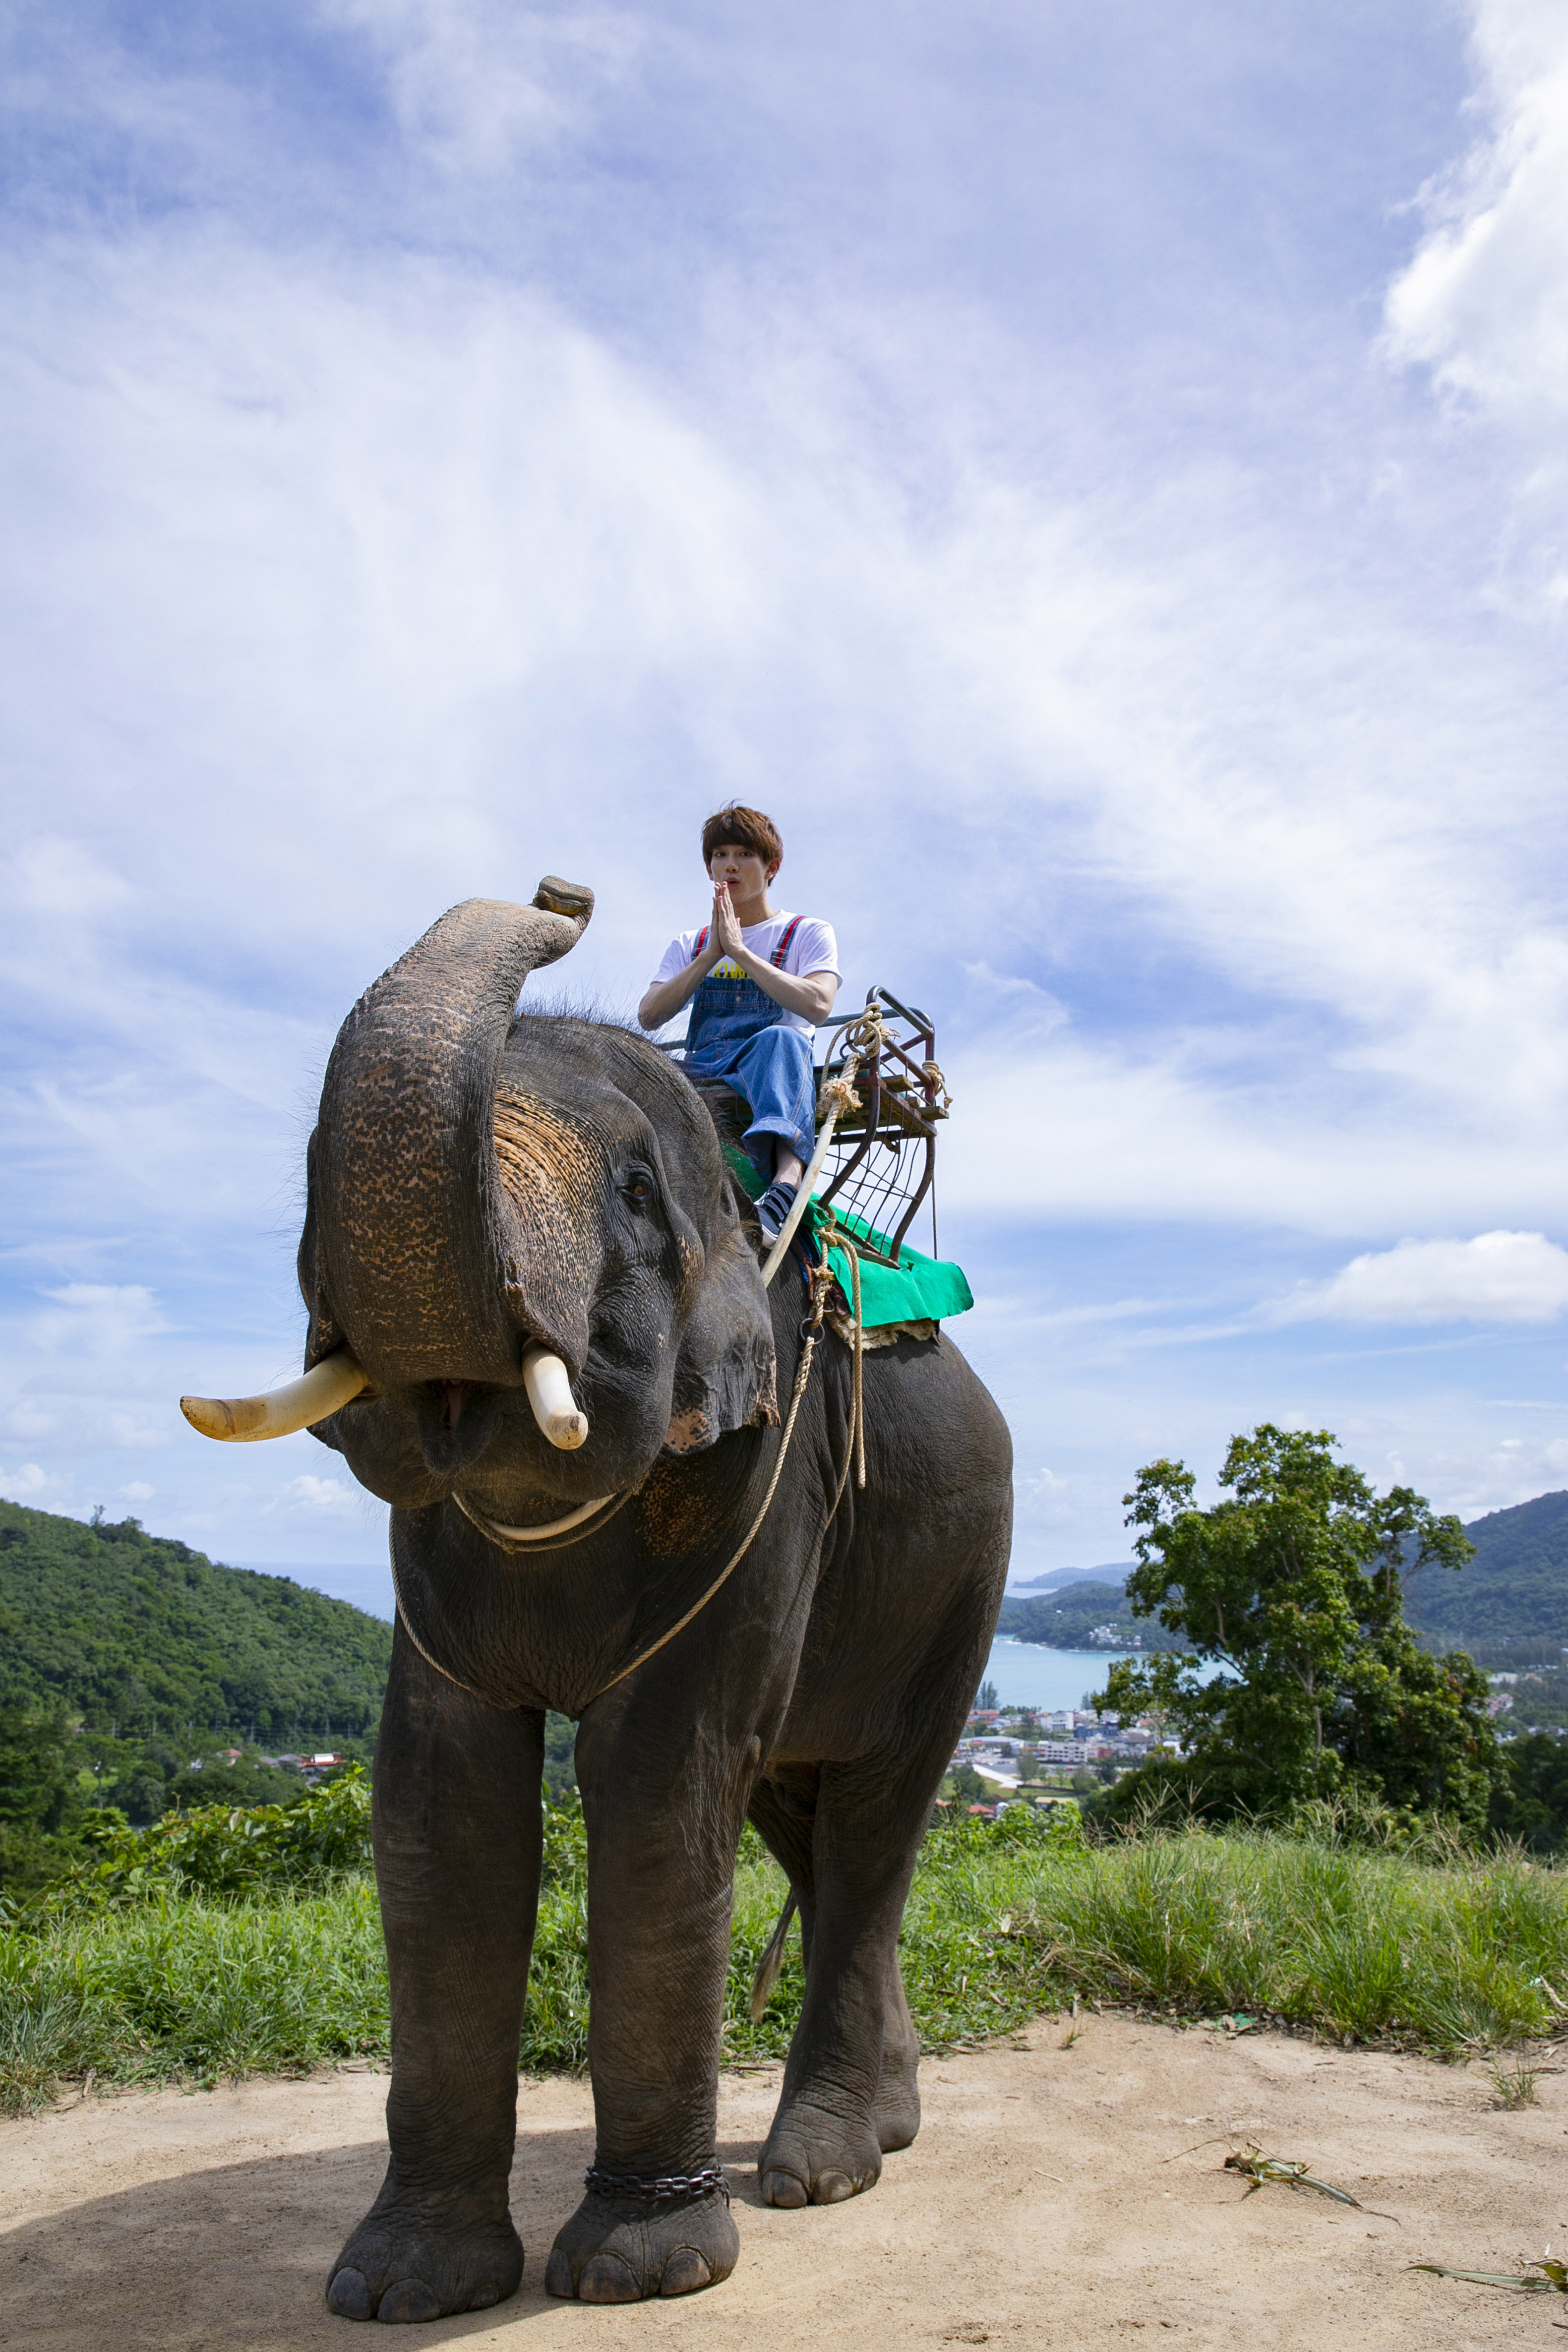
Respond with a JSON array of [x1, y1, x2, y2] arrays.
[[2, 0, 1567, 1577]]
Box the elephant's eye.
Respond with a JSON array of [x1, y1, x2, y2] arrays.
[[621, 1171, 656, 1211]]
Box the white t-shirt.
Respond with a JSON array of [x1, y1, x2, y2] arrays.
[[650, 911, 841, 1039]]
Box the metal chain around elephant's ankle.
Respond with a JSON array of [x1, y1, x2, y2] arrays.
[[584, 2163, 729, 2206]]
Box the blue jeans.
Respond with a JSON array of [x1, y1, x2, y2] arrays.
[[684, 975, 817, 1177]]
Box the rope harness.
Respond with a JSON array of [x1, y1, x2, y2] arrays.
[[391, 1024, 885, 1708]]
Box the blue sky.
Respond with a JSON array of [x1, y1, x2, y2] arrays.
[[3, 0, 1568, 1608]]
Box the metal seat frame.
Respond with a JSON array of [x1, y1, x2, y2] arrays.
[[813, 985, 947, 1265]]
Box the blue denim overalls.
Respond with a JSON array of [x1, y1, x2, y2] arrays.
[[683, 916, 818, 1178]]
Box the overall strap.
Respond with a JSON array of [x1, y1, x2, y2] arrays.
[[770, 915, 804, 969]]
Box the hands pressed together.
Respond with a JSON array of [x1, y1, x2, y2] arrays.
[[636, 879, 837, 1033], [705, 877, 746, 966]]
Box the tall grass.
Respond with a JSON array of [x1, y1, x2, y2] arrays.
[[0, 1881, 389, 2106], [1005, 1829, 1568, 2048], [4, 1813, 1566, 2115]]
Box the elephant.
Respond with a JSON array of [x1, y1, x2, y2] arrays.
[[187, 879, 1012, 2319]]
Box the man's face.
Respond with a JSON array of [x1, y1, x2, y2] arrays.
[[708, 843, 775, 899]]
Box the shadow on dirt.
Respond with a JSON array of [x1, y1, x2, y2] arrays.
[[2, 2120, 779, 2348]]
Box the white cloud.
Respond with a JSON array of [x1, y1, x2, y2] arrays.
[[0, 838, 138, 918], [1384, 0, 1568, 609], [1276, 1230, 1568, 1326], [0, 1463, 55, 1496], [1024, 1466, 1071, 1514], [280, 1473, 361, 1518], [1385, 1, 1568, 433], [325, 0, 645, 172], [959, 965, 1070, 1035], [40, 1285, 168, 1343], [118, 1480, 156, 1503], [1, 1400, 59, 1442], [105, 1411, 171, 1450], [943, 1037, 1568, 1236]]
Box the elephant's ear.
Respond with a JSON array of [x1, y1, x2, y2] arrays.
[[663, 1225, 778, 1454]]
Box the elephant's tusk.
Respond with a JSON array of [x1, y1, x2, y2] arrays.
[[181, 1349, 369, 1443], [522, 1346, 589, 1450]]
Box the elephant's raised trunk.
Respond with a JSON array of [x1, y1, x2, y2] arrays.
[[307, 879, 596, 1390]]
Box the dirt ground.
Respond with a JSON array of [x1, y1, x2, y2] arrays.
[[4, 2016, 1568, 2351]]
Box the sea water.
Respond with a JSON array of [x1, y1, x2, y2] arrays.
[[979, 1634, 1137, 1714]]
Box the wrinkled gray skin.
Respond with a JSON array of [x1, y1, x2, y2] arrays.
[[298, 887, 1012, 2320]]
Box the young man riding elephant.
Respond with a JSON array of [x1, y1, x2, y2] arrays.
[[181, 876, 1012, 2320], [638, 804, 840, 1244]]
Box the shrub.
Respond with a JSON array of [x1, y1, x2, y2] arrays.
[[16, 1765, 373, 1917], [165, 1757, 310, 1812]]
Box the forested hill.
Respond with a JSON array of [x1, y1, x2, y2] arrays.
[[0, 1500, 391, 1744], [996, 1579, 1182, 1653], [1404, 1489, 1568, 1656]]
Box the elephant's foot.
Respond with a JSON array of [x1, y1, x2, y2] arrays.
[[545, 2185, 738, 2302], [874, 2034, 921, 2153], [759, 2098, 883, 2207], [325, 2201, 522, 2323]]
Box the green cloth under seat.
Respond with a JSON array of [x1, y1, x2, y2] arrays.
[[723, 1147, 974, 1327]]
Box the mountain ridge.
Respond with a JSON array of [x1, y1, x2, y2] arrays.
[[1405, 1488, 1568, 1655], [1000, 1492, 1568, 1656]]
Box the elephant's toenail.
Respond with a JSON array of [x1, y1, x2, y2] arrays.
[[544, 2248, 576, 2299], [579, 2252, 642, 2303], [466, 2281, 504, 2311], [660, 2249, 713, 2296], [813, 2171, 854, 2203], [326, 2267, 372, 2319], [762, 2169, 808, 2208], [377, 2277, 443, 2323]]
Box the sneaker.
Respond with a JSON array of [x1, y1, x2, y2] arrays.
[[755, 1178, 799, 1244]]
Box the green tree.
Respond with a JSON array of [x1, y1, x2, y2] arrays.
[[109, 1768, 172, 1826], [974, 1679, 999, 1712], [1094, 1426, 1502, 1833], [0, 1702, 91, 1889], [1489, 1732, 1568, 1855], [0, 1702, 88, 1836]]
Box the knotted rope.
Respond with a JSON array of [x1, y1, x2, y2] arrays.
[[758, 1006, 891, 1285]]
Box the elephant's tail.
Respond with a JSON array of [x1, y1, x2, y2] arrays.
[[748, 1891, 799, 2022]]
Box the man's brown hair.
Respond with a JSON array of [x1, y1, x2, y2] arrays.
[[701, 804, 783, 873]]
